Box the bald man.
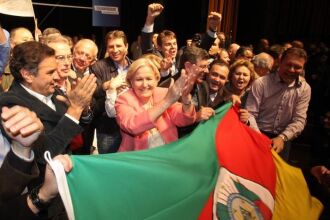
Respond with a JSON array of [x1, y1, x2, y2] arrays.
[[2, 27, 34, 91], [252, 52, 274, 77]]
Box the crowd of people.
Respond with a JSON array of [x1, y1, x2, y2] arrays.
[[0, 2, 329, 219]]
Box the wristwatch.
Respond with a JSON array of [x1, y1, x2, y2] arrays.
[[278, 134, 288, 142], [29, 186, 51, 211]]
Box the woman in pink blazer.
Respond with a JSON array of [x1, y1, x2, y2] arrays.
[[115, 58, 196, 151]]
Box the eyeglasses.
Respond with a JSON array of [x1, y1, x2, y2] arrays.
[[73, 50, 95, 62], [197, 64, 209, 70], [55, 54, 73, 63]]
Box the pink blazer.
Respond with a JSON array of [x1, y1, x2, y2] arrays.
[[115, 87, 196, 152]]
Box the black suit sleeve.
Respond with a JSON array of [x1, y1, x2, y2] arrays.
[[0, 194, 42, 220], [0, 150, 42, 220], [0, 150, 39, 203], [200, 32, 216, 51], [141, 31, 155, 55], [32, 115, 82, 163]]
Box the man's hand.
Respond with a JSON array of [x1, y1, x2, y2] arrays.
[[311, 166, 330, 190], [160, 57, 173, 72], [28, 154, 73, 214], [146, 3, 164, 25], [208, 12, 222, 31], [103, 75, 127, 92], [39, 154, 73, 202], [239, 109, 249, 124], [165, 71, 188, 104], [196, 106, 215, 122], [1, 106, 44, 147], [271, 136, 285, 153], [58, 74, 97, 120], [230, 94, 241, 106]]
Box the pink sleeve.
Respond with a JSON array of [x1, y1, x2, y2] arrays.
[[167, 102, 196, 127]]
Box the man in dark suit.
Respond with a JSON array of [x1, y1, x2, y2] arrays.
[[0, 105, 72, 220], [0, 41, 96, 219], [141, 3, 222, 83], [90, 30, 132, 154]]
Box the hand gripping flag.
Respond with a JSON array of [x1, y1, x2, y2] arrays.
[[49, 103, 323, 220]]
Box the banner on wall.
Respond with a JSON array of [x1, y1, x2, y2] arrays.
[[92, 0, 120, 27]]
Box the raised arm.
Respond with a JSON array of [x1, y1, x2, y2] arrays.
[[200, 12, 222, 51], [141, 3, 164, 54]]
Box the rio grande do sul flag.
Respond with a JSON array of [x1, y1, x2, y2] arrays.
[[50, 103, 323, 220]]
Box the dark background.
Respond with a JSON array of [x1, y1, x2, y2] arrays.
[[1, 0, 330, 50]]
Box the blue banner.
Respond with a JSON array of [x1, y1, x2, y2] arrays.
[[92, 0, 120, 27]]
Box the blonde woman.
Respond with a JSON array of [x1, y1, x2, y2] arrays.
[[115, 58, 196, 151]]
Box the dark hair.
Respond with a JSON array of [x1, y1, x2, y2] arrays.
[[209, 59, 229, 70], [191, 33, 202, 47], [10, 41, 55, 82], [269, 44, 285, 60], [179, 46, 209, 70], [281, 47, 307, 62], [157, 30, 176, 47], [235, 46, 253, 59]]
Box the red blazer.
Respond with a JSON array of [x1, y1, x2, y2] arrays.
[[115, 87, 196, 151]]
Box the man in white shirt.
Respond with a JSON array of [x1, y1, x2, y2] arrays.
[[0, 105, 73, 219], [0, 41, 96, 219]]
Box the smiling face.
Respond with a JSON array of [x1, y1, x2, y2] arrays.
[[206, 64, 229, 93], [107, 37, 128, 64], [73, 40, 97, 73], [278, 54, 305, 84], [130, 65, 158, 104], [26, 56, 60, 96], [231, 65, 251, 94]]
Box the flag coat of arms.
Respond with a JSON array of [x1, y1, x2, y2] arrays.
[[49, 103, 323, 220]]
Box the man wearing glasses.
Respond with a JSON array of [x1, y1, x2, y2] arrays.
[[47, 36, 73, 92]]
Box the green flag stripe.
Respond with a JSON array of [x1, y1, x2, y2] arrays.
[[67, 103, 232, 220]]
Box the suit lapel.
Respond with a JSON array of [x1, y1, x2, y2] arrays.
[[9, 82, 65, 123]]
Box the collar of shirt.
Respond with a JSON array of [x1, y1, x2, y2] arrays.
[[20, 83, 56, 111], [114, 57, 130, 71], [72, 64, 89, 76], [274, 72, 302, 88], [210, 92, 217, 102]]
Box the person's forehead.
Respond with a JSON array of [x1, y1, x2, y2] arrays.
[[235, 65, 250, 73], [161, 36, 176, 44], [50, 42, 71, 54], [75, 43, 95, 55], [38, 56, 57, 69], [108, 37, 125, 45], [14, 29, 33, 40], [282, 54, 306, 64], [196, 58, 208, 65], [210, 64, 229, 75]]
